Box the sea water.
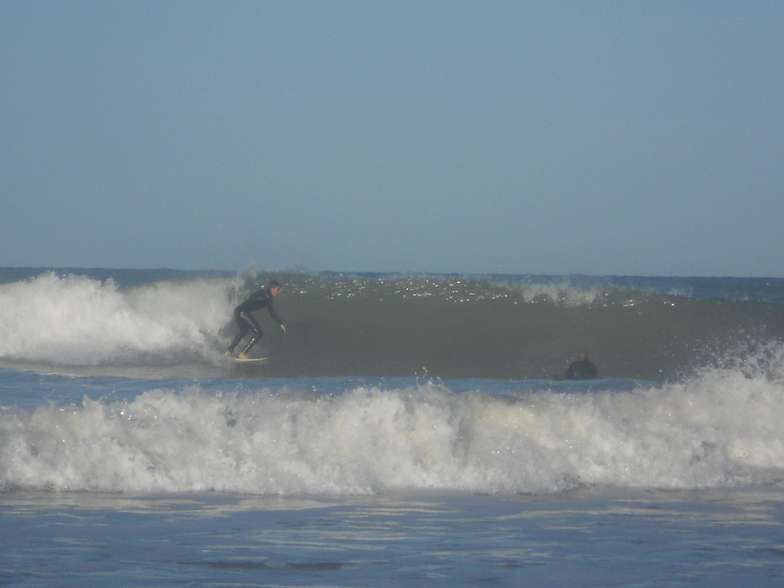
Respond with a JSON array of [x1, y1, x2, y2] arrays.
[[1, 269, 784, 586]]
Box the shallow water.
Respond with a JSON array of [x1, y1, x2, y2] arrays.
[[2, 487, 783, 587]]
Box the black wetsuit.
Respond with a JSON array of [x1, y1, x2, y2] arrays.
[[565, 359, 598, 380], [227, 288, 283, 355]]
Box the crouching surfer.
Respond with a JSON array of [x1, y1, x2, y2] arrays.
[[224, 280, 287, 359]]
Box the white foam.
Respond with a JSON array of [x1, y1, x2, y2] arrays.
[[2, 366, 783, 495], [518, 282, 603, 307], [0, 272, 238, 364]]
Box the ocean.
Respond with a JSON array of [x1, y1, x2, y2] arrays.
[[1, 268, 784, 586]]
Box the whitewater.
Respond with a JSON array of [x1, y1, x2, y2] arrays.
[[2, 370, 784, 496], [1, 268, 784, 586]]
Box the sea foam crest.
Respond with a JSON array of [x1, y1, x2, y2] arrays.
[[518, 282, 603, 307], [0, 272, 237, 364], [2, 362, 783, 495]]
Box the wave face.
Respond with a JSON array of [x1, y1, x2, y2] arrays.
[[2, 359, 783, 494], [1, 269, 784, 381]]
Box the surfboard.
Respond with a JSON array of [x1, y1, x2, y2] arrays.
[[234, 357, 268, 363]]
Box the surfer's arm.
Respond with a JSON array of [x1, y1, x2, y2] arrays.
[[267, 306, 284, 326]]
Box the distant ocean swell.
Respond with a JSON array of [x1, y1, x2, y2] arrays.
[[1, 361, 783, 494], [1, 269, 783, 381]]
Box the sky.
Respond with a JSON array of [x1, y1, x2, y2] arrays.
[[1, 1, 783, 277]]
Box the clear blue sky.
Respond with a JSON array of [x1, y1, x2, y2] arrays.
[[2, 1, 782, 276]]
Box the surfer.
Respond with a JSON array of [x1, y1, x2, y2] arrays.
[[224, 281, 287, 359], [565, 354, 598, 380]]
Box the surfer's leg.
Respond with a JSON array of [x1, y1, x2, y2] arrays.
[[239, 313, 263, 356], [226, 311, 251, 354]]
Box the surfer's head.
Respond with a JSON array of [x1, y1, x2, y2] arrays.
[[268, 281, 282, 296]]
